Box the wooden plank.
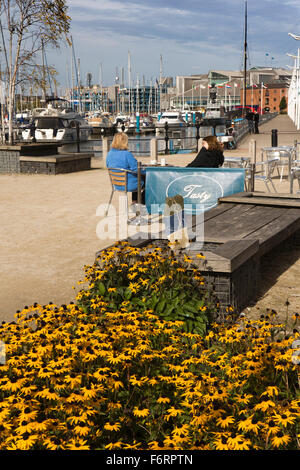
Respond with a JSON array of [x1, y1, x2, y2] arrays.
[[203, 205, 284, 243], [188, 250, 231, 273], [189, 203, 256, 244], [213, 239, 259, 271], [243, 208, 300, 256], [204, 202, 236, 221], [251, 192, 300, 200], [220, 192, 300, 201], [218, 195, 300, 208]]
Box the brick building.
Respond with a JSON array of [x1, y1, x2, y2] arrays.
[[241, 81, 289, 113]]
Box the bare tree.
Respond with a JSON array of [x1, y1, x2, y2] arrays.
[[0, 0, 71, 143]]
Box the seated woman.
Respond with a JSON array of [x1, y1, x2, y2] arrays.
[[187, 135, 224, 168], [106, 132, 145, 205]]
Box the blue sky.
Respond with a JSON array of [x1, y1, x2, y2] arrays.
[[48, 0, 300, 89]]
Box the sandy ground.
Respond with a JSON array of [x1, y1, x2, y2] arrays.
[[1, 114, 300, 324]]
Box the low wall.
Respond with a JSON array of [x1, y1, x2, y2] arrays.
[[0, 144, 92, 175]]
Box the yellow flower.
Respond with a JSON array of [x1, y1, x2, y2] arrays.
[[260, 386, 279, 398], [105, 441, 124, 450], [104, 422, 121, 432], [271, 433, 291, 448], [15, 433, 39, 450], [34, 388, 60, 401], [164, 407, 184, 421], [213, 435, 230, 450], [254, 400, 276, 412], [133, 407, 150, 418], [216, 416, 235, 429], [237, 415, 261, 434], [157, 397, 171, 404], [66, 438, 90, 450], [273, 412, 296, 427]]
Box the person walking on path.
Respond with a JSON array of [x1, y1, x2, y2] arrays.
[[253, 110, 260, 134], [246, 109, 255, 134], [186, 135, 224, 168]]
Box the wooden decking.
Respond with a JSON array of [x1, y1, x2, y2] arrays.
[[200, 192, 300, 257]]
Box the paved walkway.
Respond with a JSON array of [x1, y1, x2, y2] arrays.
[[225, 113, 299, 158], [0, 114, 299, 323]]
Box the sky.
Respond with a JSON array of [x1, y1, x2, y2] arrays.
[[47, 0, 300, 90]]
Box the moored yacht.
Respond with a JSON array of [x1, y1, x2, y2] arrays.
[[21, 99, 92, 143], [155, 110, 187, 132]]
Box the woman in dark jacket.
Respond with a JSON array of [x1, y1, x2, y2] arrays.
[[187, 135, 224, 168]]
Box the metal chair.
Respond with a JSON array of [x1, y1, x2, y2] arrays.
[[263, 146, 295, 182], [290, 160, 300, 194], [254, 156, 280, 192], [105, 167, 138, 219]]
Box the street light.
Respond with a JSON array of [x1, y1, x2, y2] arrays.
[[289, 33, 300, 40]]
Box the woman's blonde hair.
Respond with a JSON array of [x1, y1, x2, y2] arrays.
[[203, 135, 223, 152], [111, 132, 129, 150]]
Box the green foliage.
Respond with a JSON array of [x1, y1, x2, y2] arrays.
[[78, 242, 218, 336], [279, 96, 287, 113]]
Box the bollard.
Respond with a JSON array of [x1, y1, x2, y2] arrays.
[[249, 139, 257, 164], [271, 129, 278, 147], [195, 122, 200, 149], [250, 163, 256, 192], [150, 138, 158, 163], [102, 137, 109, 160]]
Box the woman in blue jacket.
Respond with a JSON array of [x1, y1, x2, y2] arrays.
[[106, 132, 145, 204]]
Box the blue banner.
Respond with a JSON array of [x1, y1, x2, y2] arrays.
[[145, 167, 245, 214]]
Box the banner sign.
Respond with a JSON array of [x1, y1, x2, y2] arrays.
[[145, 167, 245, 214]]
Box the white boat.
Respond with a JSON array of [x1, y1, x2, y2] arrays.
[[155, 110, 187, 131], [205, 103, 224, 119], [21, 99, 92, 143], [87, 112, 114, 135]]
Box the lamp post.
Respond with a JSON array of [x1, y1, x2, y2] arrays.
[[287, 47, 300, 129]]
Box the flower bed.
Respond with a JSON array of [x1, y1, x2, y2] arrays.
[[0, 241, 299, 450]]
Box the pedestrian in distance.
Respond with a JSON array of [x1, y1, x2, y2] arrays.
[[253, 110, 260, 134], [246, 110, 254, 134], [186, 135, 224, 168]]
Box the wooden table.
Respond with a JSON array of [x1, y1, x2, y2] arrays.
[[124, 191, 300, 315]]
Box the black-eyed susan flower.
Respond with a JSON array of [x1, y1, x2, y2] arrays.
[[133, 407, 150, 418]]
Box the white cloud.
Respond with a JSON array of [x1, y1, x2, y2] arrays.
[[46, 0, 299, 87]]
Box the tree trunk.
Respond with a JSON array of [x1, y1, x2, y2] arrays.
[[8, 82, 15, 145]]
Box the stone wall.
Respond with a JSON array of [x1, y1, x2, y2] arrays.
[[0, 144, 92, 175], [0, 149, 20, 173]]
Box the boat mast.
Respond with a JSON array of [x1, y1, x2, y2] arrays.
[[99, 63, 103, 112], [243, 1, 248, 114], [128, 51, 131, 115], [159, 54, 163, 112]]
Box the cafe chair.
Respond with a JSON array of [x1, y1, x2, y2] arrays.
[[264, 147, 295, 182], [105, 167, 138, 220], [290, 160, 300, 194], [254, 156, 280, 192]]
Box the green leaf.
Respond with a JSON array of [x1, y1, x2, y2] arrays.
[[156, 300, 166, 313], [124, 288, 132, 300], [98, 281, 106, 296]]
